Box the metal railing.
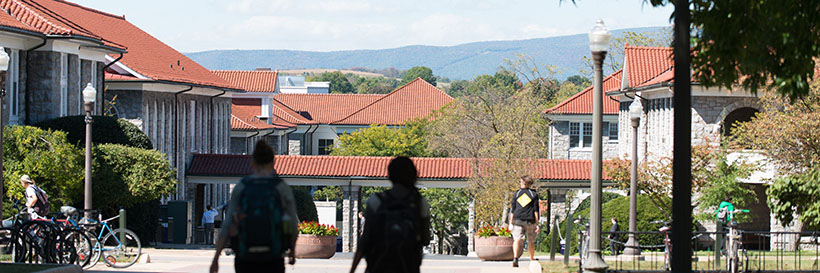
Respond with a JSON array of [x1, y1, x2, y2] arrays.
[[569, 230, 820, 273]]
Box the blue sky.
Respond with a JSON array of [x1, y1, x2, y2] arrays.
[[72, 0, 674, 53]]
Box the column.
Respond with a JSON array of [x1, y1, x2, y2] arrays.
[[342, 185, 361, 252], [467, 199, 476, 255]]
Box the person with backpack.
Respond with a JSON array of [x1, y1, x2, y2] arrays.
[[210, 140, 298, 273], [20, 175, 49, 219], [509, 175, 540, 268], [350, 156, 431, 273], [716, 197, 734, 254]]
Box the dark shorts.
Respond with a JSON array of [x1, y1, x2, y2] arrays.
[[234, 257, 284, 273]]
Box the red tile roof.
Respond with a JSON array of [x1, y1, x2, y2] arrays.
[[104, 72, 140, 81], [187, 154, 602, 181], [231, 98, 286, 131], [0, 4, 39, 33], [273, 93, 384, 124], [333, 78, 454, 125], [15, 0, 234, 89], [545, 70, 622, 115], [213, 70, 278, 92], [623, 46, 673, 87], [268, 78, 453, 126]]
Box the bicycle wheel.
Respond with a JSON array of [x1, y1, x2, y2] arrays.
[[19, 221, 56, 263], [101, 228, 141, 268], [0, 227, 25, 263], [84, 231, 101, 269], [61, 229, 92, 267]]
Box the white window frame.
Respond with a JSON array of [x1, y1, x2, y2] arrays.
[[59, 53, 68, 116], [7, 49, 19, 123], [569, 122, 593, 150], [608, 122, 619, 142]]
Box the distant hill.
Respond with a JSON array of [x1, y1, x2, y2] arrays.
[[186, 27, 663, 81]]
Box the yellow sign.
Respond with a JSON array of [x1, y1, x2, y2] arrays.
[[517, 193, 532, 207]]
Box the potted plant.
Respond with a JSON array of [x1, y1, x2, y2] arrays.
[[474, 225, 521, 261], [294, 221, 339, 259]]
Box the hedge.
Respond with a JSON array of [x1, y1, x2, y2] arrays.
[[293, 188, 319, 222], [35, 115, 152, 149], [92, 144, 177, 214]]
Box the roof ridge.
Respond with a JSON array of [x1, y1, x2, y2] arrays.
[[52, 0, 124, 20], [230, 114, 256, 129], [271, 98, 315, 124], [212, 70, 278, 73], [624, 45, 673, 50], [276, 93, 384, 97], [331, 77, 445, 124]]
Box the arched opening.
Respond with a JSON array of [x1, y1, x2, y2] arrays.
[[721, 107, 760, 138]]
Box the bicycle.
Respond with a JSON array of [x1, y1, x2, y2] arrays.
[[77, 211, 142, 268], [574, 217, 590, 269]]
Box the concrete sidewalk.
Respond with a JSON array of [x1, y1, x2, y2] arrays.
[[86, 248, 537, 273]]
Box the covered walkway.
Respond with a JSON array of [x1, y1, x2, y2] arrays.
[[186, 154, 610, 253]]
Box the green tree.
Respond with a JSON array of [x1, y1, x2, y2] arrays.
[[2, 126, 83, 217], [92, 144, 177, 212], [646, 0, 820, 100], [403, 66, 437, 86], [35, 115, 153, 149], [767, 169, 820, 229], [444, 80, 471, 98], [565, 75, 591, 87], [308, 71, 355, 94], [421, 188, 469, 254], [330, 120, 431, 157], [428, 74, 550, 226]]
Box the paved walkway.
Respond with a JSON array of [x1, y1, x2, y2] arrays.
[[86, 248, 538, 273]]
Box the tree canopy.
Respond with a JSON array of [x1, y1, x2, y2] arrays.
[[307, 71, 355, 94], [330, 119, 431, 157], [403, 66, 437, 86]]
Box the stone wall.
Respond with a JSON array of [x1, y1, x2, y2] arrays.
[[550, 119, 620, 160], [26, 51, 61, 124], [230, 137, 247, 154]]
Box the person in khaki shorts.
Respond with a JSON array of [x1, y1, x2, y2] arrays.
[[509, 175, 540, 267]]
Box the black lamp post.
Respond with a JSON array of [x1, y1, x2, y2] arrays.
[[583, 19, 611, 273], [82, 83, 96, 215]]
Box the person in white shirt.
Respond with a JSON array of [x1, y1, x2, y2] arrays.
[[202, 205, 218, 245]]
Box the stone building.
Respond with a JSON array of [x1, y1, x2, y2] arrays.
[[0, 0, 118, 126]]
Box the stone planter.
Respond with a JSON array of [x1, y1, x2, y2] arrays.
[[294, 234, 336, 259], [474, 236, 521, 261]]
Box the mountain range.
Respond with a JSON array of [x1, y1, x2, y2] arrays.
[[185, 27, 663, 81]]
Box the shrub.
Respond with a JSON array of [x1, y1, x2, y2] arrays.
[[293, 189, 318, 222], [123, 199, 160, 245], [92, 144, 177, 214], [298, 221, 339, 236], [476, 225, 512, 238], [573, 191, 622, 214], [35, 115, 152, 149], [2, 126, 83, 218]]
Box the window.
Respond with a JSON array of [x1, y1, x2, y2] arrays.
[[569, 122, 593, 148], [318, 139, 334, 155], [609, 122, 619, 141], [60, 53, 68, 116], [582, 123, 592, 147]]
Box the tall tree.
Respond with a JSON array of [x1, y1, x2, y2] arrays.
[[403, 66, 437, 86], [308, 71, 355, 94]]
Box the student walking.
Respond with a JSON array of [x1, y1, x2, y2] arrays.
[[350, 156, 431, 273], [202, 205, 218, 245], [609, 217, 620, 255], [20, 175, 49, 220], [210, 140, 299, 273], [509, 175, 540, 267]]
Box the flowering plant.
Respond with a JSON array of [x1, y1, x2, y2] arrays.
[[476, 224, 512, 238], [298, 221, 339, 236]]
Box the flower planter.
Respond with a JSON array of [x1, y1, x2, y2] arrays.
[[294, 234, 336, 259], [474, 236, 522, 261]]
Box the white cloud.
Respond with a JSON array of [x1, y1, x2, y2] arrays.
[[226, 0, 294, 14]]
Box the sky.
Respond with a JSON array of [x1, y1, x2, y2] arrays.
[[71, 0, 674, 53]]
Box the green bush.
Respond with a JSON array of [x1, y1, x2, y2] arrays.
[[122, 199, 160, 245], [92, 144, 177, 215], [536, 195, 671, 255], [2, 126, 83, 218], [293, 189, 318, 222], [35, 115, 152, 149], [573, 192, 622, 214]]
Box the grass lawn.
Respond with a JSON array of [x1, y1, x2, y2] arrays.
[[539, 260, 580, 273]]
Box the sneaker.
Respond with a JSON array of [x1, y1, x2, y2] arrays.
[[512, 259, 519, 267]]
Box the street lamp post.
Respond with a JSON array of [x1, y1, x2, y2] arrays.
[[623, 99, 643, 256], [0, 48, 9, 217], [83, 83, 96, 216], [584, 19, 611, 273]]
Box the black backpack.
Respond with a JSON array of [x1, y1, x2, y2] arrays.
[[231, 176, 285, 261], [364, 191, 424, 272], [31, 186, 50, 216]]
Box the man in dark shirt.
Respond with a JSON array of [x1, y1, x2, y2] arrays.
[[609, 218, 620, 255], [509, 175, 540, 267]]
